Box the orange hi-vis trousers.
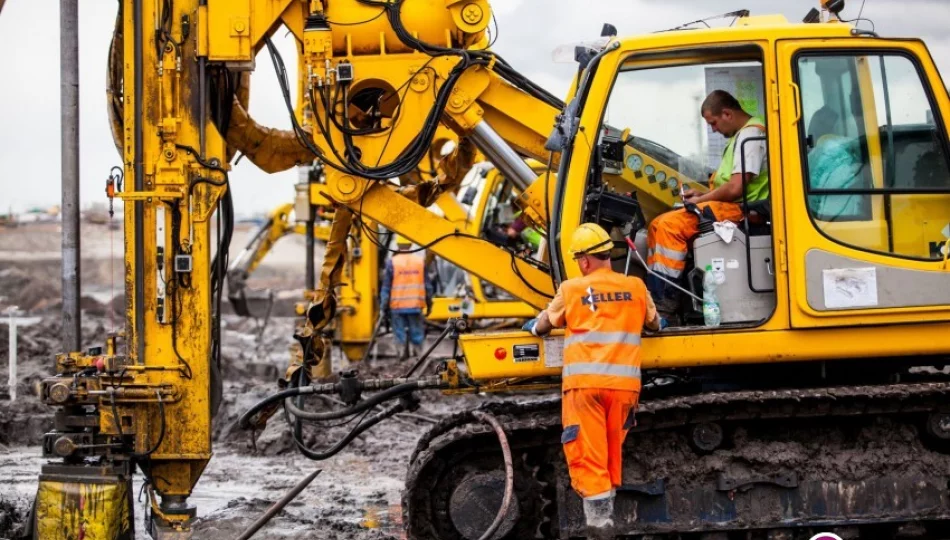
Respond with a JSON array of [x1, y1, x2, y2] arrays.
[[646, 201, 744, 281], [561, 388, 640, 499]]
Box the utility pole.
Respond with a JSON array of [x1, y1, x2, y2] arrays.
[[61, 0, 81, 352]]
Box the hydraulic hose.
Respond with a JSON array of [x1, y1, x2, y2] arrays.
[[291, 398, 410, 461], [471, 411, 514, 540], [239, 382, 419, 428], [282, 381, 419, 422]]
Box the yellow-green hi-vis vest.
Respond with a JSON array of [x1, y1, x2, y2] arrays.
[[711, 116, 769, 202]]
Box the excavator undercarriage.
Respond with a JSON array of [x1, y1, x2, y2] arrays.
[[400, 357, 950, 539], [407, 380, 950, 539]]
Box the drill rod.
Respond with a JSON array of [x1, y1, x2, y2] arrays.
[[235, 469, 322, 540]]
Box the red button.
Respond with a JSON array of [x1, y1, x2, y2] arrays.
[[494, 347, 507, 360]]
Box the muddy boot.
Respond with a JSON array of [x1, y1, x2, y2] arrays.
[[583, 494, 615, 539]]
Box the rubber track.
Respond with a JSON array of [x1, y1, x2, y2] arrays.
[[404, 381, 950, 539]]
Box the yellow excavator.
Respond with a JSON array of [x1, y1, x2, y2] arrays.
[[227, 159, 540, 348], [33, 1, 950, 539]]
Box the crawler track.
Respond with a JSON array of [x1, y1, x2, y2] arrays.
[[405, 382, 950, 539]]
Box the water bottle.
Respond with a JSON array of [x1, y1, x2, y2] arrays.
[[702, 264, 725, 327]]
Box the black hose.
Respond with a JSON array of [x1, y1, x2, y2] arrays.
[[282, 382, 417, 422], [239, 382, 419, 427], [239, 386, 312, 429], [291, 399, 408, 461], [471, 411, 514, 540]]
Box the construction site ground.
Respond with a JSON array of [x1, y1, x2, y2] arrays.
[[0, 222, 486, 539]]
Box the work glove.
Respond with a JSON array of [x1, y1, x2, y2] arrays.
[[522, 316, 541, 337], [658, 317, 669, 331]]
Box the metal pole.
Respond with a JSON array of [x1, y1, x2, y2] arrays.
[[235, 469, 321, 540], [7, 310, 16, 402], [305, 217, 316, 290], [133, 0, 146, 364], [470, 121, 537, 191], [60, 0, 81, 352]]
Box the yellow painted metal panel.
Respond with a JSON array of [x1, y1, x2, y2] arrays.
[[460, 320, 950, 379], [776, 38, 950, 328], [35, 479, 133, 539]]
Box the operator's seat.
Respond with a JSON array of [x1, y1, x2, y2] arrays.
[[807, 105, 840, 146], [744, 198, 772, 236]]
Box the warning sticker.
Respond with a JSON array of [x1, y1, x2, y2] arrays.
[[543, 338, 564, 368], [513, 344, 540, 363]]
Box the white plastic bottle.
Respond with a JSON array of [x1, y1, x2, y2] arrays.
[[702, 264, 725, 327]]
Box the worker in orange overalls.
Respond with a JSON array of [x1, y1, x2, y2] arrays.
[[380, 235, 433, 358], [647, 90, 769, 320], [524, 223, 659, 538]]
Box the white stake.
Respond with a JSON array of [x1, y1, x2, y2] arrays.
[[8, 308, 17, 402]]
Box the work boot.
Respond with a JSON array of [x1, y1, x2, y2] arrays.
[[583, 493, 615, 539]]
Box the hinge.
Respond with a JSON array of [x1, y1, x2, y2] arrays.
[[770, 82, 779, 112]]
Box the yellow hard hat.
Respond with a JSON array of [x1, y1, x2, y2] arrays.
[[568, 223, 612, 258], [395, 234, 412, 246]]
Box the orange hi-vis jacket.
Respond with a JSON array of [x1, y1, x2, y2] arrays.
[[560, 268, 647, 393], [389, 253, 427, 310]]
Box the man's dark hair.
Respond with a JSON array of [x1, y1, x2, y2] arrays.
[[590, 252, 611, 261], [701, 90, 744, 116]]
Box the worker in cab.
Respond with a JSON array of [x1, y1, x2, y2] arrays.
[[646, 90, 768, 321], [380, 235, 433, 358], [523, 223, 660, 538]]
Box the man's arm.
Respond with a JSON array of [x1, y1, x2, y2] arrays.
[[687, 127, 765, 204], [643, 289, 660, 331], [380, 259, 394, 310], [424, 261, 434, 313], [687, 173, 751, 204], [530, 286, 566, 336]]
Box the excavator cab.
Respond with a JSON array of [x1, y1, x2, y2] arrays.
[[575, 41, 779, 328], [559, 17, 950, 337]]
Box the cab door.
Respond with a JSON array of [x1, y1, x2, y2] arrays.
[[777, 39, 950, 328]]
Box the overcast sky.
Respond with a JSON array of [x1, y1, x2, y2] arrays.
[[1, 0, 948, 217]]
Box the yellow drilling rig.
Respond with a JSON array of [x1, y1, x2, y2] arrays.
[[32, 0, 950, 538]]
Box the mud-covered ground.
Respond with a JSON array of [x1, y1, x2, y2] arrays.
[[0, 222, 474, 539]]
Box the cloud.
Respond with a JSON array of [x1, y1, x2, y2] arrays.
[[1, 0, 948, 215]]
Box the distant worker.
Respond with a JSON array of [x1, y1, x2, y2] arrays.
[[380, 235, 433, 358], [646, 90, 768, 320], [506, 212, 543, 253], [523, 223, 659, 538]]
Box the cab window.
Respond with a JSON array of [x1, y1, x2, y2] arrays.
[[796, 52, 950, 260]]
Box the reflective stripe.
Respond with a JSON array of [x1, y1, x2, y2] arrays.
[[651, 261, 683, 278], [562, 363, 641, 379], [564, 331, 641, 347], [653, 244, 687, 261], [392, 285, 426, 290]]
